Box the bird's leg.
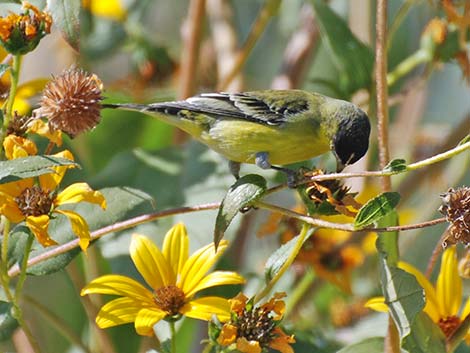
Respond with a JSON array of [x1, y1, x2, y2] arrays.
[[228, 160, 241, 180], [255, 152, 298, 188]]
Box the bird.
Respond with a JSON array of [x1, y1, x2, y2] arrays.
[[103, 90, 371, 186]]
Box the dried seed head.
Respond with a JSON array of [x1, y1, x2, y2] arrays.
[[15, 185, 53, 217], [153, 285, 186, 317], [6, 113, 31, 137], [439, 187, 470, 247], [39, 68, 103, 138]]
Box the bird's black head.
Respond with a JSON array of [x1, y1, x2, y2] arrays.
[[333, 107, 370, 170]]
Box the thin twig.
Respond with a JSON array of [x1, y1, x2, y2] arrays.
[[376, 0, 392, 192], [217, 0, 280, 91], [8, 203, 220, 278], [179, 0, 206, 99]]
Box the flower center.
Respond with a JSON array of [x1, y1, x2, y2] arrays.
[[15, 186, 53, 217], [438, 315, 461, 338], [153, 285, 186, 316], [237, 306, 276, 346]]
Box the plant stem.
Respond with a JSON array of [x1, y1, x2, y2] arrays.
[[284, 268, 315, 318], [15, 234, 33, 301], [387, 49, 431, 87], [254, 223, 311, 303], [217, 0, 281, 90], [3, 55, 22, 129], [406, 141, 470, 170], [169, 321, 177, 353], [375, 0, 391, 192]]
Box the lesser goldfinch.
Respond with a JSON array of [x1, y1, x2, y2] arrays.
[[103, 90, 370, 185]]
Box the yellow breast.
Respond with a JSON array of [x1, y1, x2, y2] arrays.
[[198, 119, 331, 165]]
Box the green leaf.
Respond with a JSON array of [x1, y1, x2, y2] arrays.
[[0, 301, 18, 341], [447, 313, 470, 352], [311, 0, 374, 96], [337, 337, 384, 353], [8, 187, 155, 276], [214, 174, 267, 248], [0, 64, 10, 78], [354, 192, 401, 229], [264, 228, 312, 282], [402, 312, 446, 353], [383, 159, 407, 173], [375, 210, 399, 266], [0, 156, 77, 184], [380, 262, 425, 338], [46, 0, 80, 51]]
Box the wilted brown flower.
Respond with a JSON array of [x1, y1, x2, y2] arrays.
[[217, 293, 295, 353], [38, 68, 103, 138], [302, 169, 362, 217], [439, 187, 470, 247], [0, 2, 52, 55]]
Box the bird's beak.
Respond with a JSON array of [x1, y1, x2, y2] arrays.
[[335, 155, 345, 173]]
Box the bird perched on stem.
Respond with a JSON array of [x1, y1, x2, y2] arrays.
[[103, 90, 370, 186]]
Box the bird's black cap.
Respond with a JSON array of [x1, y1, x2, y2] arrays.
[[333, 108, 371, 169]]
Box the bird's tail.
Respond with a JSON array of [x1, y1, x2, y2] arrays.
[[101, 103, 150, 112]]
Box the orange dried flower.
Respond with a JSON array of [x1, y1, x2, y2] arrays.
[[38, 68, 103, 138]]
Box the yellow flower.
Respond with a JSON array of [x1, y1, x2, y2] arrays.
[[81, 223, 245, 336], [82, 0, 127, 21], [366, 246, 470, 342], [3, 134, 37, 159], [0, 150, 106, 250], [217, 292, 295, 353]]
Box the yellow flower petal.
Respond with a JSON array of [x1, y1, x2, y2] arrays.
[[398, 261, 440, 322], [436, 246, 461, 317], [135, 308, 166, 336], [236, 337, 262, 353], [81, 274, 154, 302], [83, 0, 127, 21], [26, 215, 57, 247], [39, 150, 74, 191], [3, 135, 37, 160], [184, 271, 245, 298], [269, 328, 295, 353], [16, 79, 48, 100], [461, 297, 470, 319], [55, 210, 90, 251], [182, 296, 231, 322], [162, 223, 189, 283], [95, 297, 143, 329], [0, 178, 33, 198], [55, 182, 106, 209], [130, 234, 172, 290], [0, 192, 25, 223], [28, 119, 62, 146], [218, 324, 238, 346], [364, 297, 389, 312], [179, 240, 228, 296]]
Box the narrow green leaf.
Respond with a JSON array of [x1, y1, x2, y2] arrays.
[[337, 337, 384, 353], [8, 187, 155, 275], [46, 0, 80, 51], [264, 228, 312, 282], [0, 156, 77, 184], [354, 192, 401, 229], [0, 301, 18, 341], [311, 0, 374, 96], [383, 159, 408, 173], [214, 174, 267, 248]]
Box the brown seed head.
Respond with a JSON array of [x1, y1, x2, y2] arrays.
[[6, 113, 31, 137], [153, 285, 186, 316], [15, 186, 53, 217], [439, 187, 470, 247], [39, 68, 103, 138]]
